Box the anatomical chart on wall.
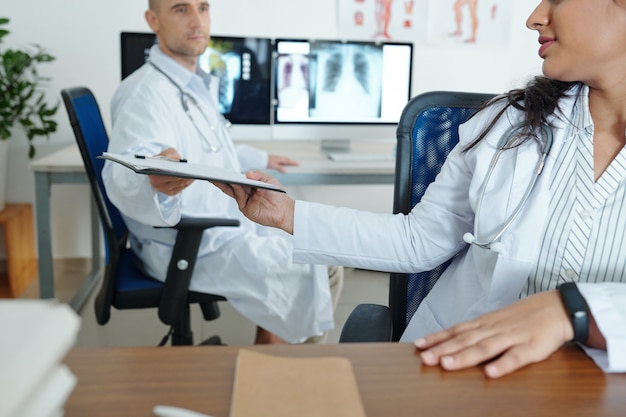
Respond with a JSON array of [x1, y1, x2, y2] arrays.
[[338, 0, 513, 48], [426, 0, 514, 49], [337, 0, 426, 42]]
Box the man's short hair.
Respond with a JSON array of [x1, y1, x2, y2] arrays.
[[148, 0, 159, 11]]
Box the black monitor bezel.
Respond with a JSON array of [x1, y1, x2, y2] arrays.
[[119, 32, 273, 125], [120, 32, 156, 80]]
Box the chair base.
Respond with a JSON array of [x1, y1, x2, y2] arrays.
[[158, 324, 224, 346], [198, 335, 224, 345]]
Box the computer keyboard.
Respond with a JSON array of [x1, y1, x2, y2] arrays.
[[326, 152, 394, 162]]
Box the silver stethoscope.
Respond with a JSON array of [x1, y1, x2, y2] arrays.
[[462, 122, 553, 252], [149, 60, 224, 152]]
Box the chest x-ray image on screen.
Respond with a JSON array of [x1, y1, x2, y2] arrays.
[[276, 52, 311, 115], [310, 41, 383, 120], [274, 39, 413, 126]]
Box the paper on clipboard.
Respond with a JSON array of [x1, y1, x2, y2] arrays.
[[99, 152, 285, 193]]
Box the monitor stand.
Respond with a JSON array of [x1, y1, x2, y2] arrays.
[[320, 139, 351, 153], [321, 139, 395, 162]]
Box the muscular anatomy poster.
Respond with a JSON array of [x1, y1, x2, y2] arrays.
[[427, 0, 514, 48], [338, 0, 513, 48], [337, 0, 426, 42]]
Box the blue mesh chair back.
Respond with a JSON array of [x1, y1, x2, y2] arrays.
[[61, 87, 163, 325], [62, 89, 126, 245], [389, 91, 495, 340], [62, 87, 234, 346]]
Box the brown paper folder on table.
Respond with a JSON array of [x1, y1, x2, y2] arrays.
[[230, 349, 367, 417]]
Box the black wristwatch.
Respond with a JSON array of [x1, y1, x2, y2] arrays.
[[557, 282, 589, 344]]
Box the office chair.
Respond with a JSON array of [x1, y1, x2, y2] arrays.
[[61, 86, 239, 346], [339, 91, 495, 343]]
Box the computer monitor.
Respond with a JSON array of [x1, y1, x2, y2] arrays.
[[120, 32, 155, 80], [197, 36, 272, 125], [272, 38, 413, 146], [119, 32, 273, 128]]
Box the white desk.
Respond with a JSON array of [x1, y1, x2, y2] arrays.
[[30, 146, 102, 312], [30, 140, 396, 311], [237, 139, 396, 185]]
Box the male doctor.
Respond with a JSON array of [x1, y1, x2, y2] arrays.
[[102, 0, 343, 344]]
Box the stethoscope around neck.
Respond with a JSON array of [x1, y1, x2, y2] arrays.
[[148, 60, 223, 152], [462, 122, 554, 252]]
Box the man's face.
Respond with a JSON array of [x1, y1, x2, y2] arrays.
[[146, 0, 211, 69]]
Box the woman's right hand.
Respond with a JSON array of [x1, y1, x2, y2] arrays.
[[211, 171, 296, 234]]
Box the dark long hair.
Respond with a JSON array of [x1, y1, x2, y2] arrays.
[[464, 76, 578, 151]]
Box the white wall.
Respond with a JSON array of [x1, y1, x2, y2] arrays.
[[1, 0, 542, 259]]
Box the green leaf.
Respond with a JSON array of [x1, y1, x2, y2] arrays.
[[0, 17, 57, 157], [0, 126, 10, 139], [38, 54, 55, 63]]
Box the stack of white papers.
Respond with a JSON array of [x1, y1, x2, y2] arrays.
[[0, 300, 81, 417]]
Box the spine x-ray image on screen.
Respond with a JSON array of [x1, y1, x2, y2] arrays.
[[121, 33, 273, 125], [199, 37, 272, 125]]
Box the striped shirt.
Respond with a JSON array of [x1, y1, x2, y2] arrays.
[[522, 85, 626, 297]]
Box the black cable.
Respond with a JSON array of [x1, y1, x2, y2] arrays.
[[157, 326, 174, 347]]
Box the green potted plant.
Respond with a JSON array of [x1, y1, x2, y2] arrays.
[[0, 17, 58, 211], [0, 17, 58, 159]]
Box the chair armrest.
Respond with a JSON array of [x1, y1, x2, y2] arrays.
[[158, 217, 240, 325], [338, 303, 393, 343]]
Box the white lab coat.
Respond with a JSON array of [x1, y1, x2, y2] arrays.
[[292, 87, 626, 371], [102, 46, 333, 343]]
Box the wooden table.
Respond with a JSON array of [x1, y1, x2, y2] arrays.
[[64, 342, 626, 417]]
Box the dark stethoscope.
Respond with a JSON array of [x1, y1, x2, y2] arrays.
[[462, 122, 554, 252], [148, 60, 224, 152]]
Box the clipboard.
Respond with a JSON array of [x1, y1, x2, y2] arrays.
[[100, 152, 285, 193]]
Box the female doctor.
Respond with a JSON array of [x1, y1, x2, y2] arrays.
[[214, 0, 626, 377]]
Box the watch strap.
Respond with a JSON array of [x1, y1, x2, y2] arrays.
[[557, 282, 589, 344]]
